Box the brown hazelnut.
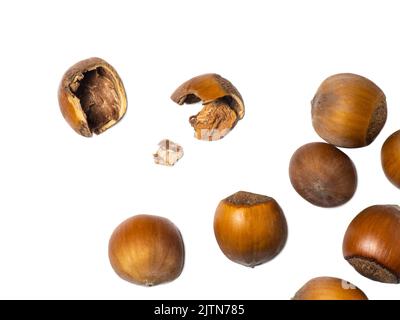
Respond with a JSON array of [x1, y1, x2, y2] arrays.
[[381, 130, 400, 188], [343, 205, 400, 284], [109, 214, 184, 286], [171, 73, 244, 141], [312, 73, 386, 148], [58, 57, 127, 137], [292, 277, 368, 300], [214, 191, 287, 267], [289, 142, 357, 207]]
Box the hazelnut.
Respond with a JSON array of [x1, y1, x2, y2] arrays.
[[109, 214, 185, 286], [343, 205, 400, 284], [171, 73, 244, 141], [312, 73, 386, 148], [214, 191, 287, 267], [381, 130, 400, 188], [293, 277, 368, 300], [289, 142, 357, 207], [58, 57, 127, 137]]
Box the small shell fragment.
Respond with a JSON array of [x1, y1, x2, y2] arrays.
[[153, 139, 184, 166]]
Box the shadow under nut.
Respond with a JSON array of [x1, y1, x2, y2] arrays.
[[311, 73, 387, 148], [289, 142, 357, 207], [343, 205, 400, 284]]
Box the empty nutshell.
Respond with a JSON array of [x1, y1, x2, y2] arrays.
[[343, 205, 400, 284], [171, 73, 245, 141], [312, 73, 386, 148], [289, 142, 357, 207], [292, 276, 368, 300], [58, 57, 127, 137]]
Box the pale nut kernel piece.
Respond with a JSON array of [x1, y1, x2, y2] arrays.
[[58, 57, 127, 137], [153, 139, 184, 166], [171, 74, 245, 141]]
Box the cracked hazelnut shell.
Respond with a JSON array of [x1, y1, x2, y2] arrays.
[[289, 142, 357, 207], [214, 191, 287, 267], [58, 57, 127, 137], [171, 73, 244, 141], [109, 214, 185, 286], [381, 130, 400, 188], [312, 73, 386, 148], [293, 277, 368, 300], [343, 205, 400, 284]]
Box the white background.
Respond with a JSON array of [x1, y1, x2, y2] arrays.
[[0, 0, 399, 299]]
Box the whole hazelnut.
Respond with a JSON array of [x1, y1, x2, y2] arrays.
[[214, 191, 287, 267], [343, 205, 400, 284], [289, 142, 357, 207], [312, 73, 386, 148], [293, 276, 368, 300], [381, 130, 400, 188], [58, 57, 127, 137], [109, 214, 185, 286]]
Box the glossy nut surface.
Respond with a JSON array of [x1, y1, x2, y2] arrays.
[[343, 205, 400, 284], [289, 142, 357, 207], [58, 57, 127, 137], [109, 214, 184, 286], [293, 277, 368, 300], [381, 130, 400, 188], [214, 191, 287, 267], [171, 73, 244, 141], [312, 73, 386, 148]]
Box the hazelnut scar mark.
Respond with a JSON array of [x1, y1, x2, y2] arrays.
[[345, 256, 398, 284], [171, 74, 245, 141]]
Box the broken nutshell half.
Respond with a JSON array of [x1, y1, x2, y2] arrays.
[[58, 57, 127, 137], [171, 74, 245, 141]]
